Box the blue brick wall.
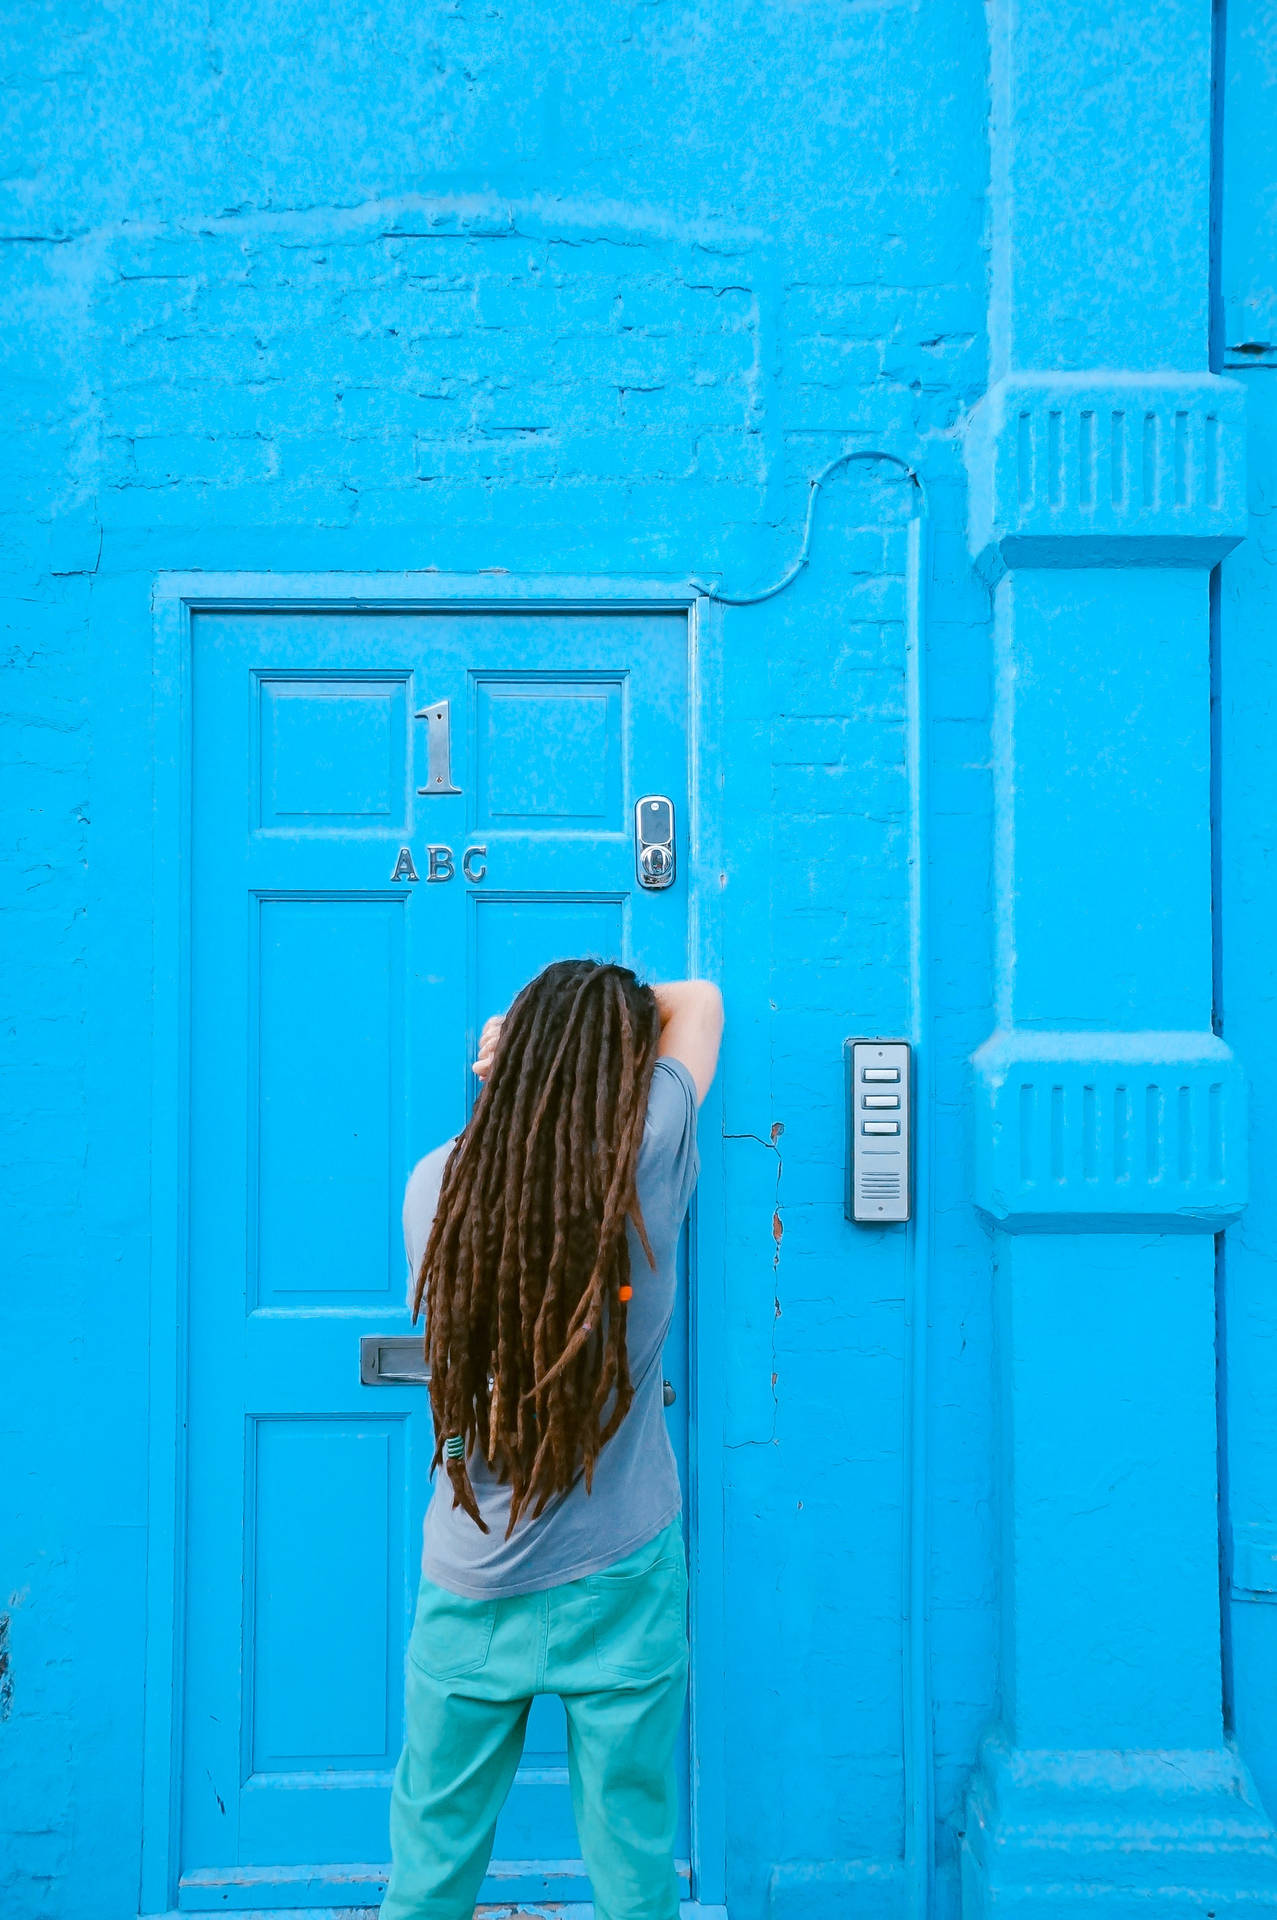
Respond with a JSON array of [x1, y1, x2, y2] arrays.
[[0, 5, 995, 1917]]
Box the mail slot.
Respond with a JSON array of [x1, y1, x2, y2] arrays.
[[359, 1335, 431, 1385]]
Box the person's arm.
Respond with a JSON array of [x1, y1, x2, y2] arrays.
[[472, 983, 724, 1103], [652, 979, 723, 1106]]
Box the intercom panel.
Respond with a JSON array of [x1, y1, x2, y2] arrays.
[[845, 1038, 912, 1223]]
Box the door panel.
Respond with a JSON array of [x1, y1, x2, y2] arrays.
[[182, 610, 691, 1907], [473, 674, 626, 828], [254, 895, 404, 1306]]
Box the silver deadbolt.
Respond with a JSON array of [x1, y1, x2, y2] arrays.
[[636, 795, 676, 891]]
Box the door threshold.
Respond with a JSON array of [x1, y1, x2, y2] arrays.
[[145, 1906, 728, 1920]]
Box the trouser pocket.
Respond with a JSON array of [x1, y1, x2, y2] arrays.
[[585, 1527, 689, 1680], [407, 1576, 498, 1680]]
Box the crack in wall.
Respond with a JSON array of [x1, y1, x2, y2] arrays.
[[0, 1612, 12, 1721]]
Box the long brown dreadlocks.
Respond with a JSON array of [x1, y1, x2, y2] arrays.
[[413, 959, 663, 1535]]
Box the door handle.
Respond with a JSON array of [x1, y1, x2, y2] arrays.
[[360, 1335, 430, 1385]]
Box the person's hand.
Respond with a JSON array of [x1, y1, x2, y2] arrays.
[[473, 1014, 505, 1082]]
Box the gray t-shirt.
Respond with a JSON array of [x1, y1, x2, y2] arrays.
[[403, 1055, 700, 1598]]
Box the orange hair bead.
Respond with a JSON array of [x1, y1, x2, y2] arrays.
[[618, 1284, 633, 1302]]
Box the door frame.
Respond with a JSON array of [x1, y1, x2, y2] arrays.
[[142, 572, 727, 1919]]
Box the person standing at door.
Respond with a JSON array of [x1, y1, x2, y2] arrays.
[[382, 959, 723, 1920]]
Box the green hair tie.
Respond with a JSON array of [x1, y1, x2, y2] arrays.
[[443, 1434, 465, 1462]]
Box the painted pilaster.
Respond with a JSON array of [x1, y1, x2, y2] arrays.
[[963, 2, 1277, 1911]]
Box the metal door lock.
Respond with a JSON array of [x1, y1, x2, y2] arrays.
[[635, 795, 676, 891]]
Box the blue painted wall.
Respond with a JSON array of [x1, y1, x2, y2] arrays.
[[1219, 0, 1277, 1832], [1220, 367, 1277, 1818], [1, 2, 1274, 1918]]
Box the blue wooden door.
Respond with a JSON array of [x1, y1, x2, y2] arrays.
[[180, 610, 691, 1911]]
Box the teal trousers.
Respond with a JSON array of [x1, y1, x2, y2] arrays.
[[382, 1517, 689, 1920]]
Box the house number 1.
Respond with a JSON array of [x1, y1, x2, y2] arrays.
[[391, 844, 487, 884], [397, 695, 485, 880], [416, 699, 462, 795]]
